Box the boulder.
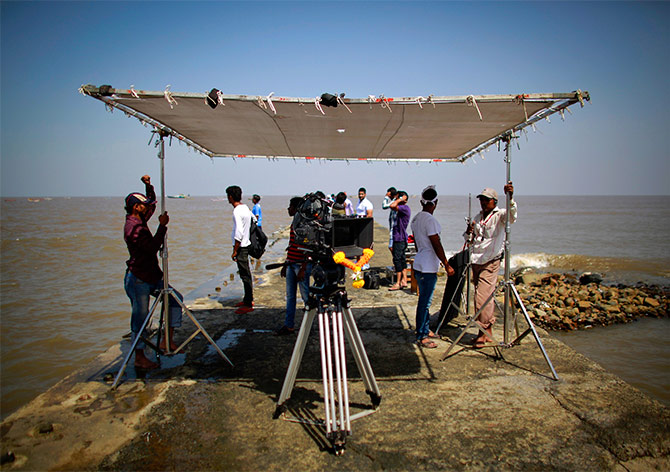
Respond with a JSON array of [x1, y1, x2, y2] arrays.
[[644, 297, 660, 308], [579, 272, 603, 285]]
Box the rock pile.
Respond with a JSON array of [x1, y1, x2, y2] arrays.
[[507, 270, 669, 331]]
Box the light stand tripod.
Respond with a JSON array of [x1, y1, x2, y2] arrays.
[[434, 194, 475, 336], [441, 134, 558, 381], [273, 269, 381, 455], [112, 130, 233, 389]]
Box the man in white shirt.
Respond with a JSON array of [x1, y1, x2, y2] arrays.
[[410, 186, 455, 348], [356, 187, 373, 217], [466, 182, 517, 347], [227, 185, 255, 314]]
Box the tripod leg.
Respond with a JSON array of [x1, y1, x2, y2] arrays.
[[275, 308, 316, 417], [336, 308, 351, 433], [441, 286, 501, 360], [435, 270, 468, 335], [111, 296, 161, 390], [171, 293, 233, 367], [330, 307, 348, 452], [317, 308, 332, 434], [323, 310, 337, 436], [509, 284, 559, 380], [342, 307, 381, 406]]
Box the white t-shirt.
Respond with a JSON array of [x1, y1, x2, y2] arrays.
[[356, 197, 373, 216], [411, 211, 442, 273], [344, 198, 354, 216], [232, 204, 253, 247]]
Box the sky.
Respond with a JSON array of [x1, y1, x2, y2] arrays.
[[1, 1, 668, 197]]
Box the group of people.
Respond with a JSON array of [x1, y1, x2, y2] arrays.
[[403, 183, 517, 349], [122, 177, 516, 368]]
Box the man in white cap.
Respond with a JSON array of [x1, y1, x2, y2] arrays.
[[466, 181, 516, 347]]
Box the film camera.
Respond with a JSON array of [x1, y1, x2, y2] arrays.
[[292, 193, 373, 293]]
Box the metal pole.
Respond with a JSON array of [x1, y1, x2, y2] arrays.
[[503, 136, 512, 344], [158, 132, 171, 353]]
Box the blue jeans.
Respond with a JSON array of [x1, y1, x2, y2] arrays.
[[414, 270, 438, 341], [124, 271, 183, 349], [285, 262, 312, 329]]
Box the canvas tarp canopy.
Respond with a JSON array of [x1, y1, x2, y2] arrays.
[[80, 85, 589, 162]]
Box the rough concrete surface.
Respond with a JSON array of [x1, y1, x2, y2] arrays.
[[1, 224, 668, 471]]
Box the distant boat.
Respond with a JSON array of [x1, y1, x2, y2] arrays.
[[167, 194, 190, 199]]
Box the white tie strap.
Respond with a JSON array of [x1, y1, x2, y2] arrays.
[[164, 85, 177, 109], [466, 95, 483, 121]]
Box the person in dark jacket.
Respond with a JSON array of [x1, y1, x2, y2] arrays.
[[124, 175, 182, 369]]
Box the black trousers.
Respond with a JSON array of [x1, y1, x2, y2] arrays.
[[437, 249, 468, 327], [236, 246, 253, 306]]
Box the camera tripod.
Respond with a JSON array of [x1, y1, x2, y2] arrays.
[[273, 285, 381, 455]]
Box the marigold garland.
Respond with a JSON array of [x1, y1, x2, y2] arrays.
[[333, 248, 374, 289]]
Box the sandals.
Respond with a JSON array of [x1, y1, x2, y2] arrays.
[[417, 338, 438, 349], [388, 284, 402, 291]]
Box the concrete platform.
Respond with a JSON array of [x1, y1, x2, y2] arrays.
[[2, 225, 668, 471]]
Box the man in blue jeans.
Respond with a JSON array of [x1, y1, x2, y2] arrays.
[[124, 175, 183, 369], [410, 185, 454, 348], [276, 197, 312, 335]]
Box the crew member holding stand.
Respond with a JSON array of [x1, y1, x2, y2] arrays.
[[123, 175, 183, 369], [467, 182, 517, 348]]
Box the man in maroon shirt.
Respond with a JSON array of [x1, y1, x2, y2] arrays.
[[124, 175, 182, 369]]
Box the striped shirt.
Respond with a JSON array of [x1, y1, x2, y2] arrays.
[[286, 225, 308, 263]]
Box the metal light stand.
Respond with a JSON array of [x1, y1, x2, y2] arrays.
[[112, 130, 233, 389], [441, 134, 558, 381], [273, 286, 381, 455], [435, 194, 474, 336]]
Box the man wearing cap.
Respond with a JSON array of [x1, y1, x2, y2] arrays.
[[124, 175, 183, 369], [410, 185, 455, 348], [466, 182, 516, 347]]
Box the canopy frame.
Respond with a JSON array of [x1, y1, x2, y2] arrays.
[[79, 85, 589, 163]]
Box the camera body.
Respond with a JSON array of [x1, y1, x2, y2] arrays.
[[292, 193, 374, 293]]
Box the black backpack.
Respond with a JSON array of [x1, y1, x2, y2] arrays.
[[248, 218, 267, 259]]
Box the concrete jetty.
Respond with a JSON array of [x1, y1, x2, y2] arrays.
[[2, 225, 668, 471]]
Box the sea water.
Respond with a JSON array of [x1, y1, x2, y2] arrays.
[[1, 195, 668, 419]]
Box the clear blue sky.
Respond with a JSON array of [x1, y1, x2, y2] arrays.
[[1, 1, 668, 197]]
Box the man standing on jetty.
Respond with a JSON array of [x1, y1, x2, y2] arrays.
[[410, 185, 455, 348], [124, 175, 183, 369], [251, 194, 263, 231], [388, 190, 411, 291], [466, 182, 516, 347], [227, 185, 254, 314], [276, 197, 312, 335], [356, 187, 374, 217]]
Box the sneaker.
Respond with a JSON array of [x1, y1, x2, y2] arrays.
[[274, 326, 295, 336], [234, 301, 254, 307], [235, 305, 254, 315]]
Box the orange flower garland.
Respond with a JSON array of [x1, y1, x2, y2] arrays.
[[332, 248, 374, 288]]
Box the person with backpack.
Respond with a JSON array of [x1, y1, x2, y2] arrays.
[[226, 185, 254, 314]]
